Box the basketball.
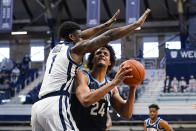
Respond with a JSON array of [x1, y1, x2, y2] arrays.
[[119, 59, 145, 86]]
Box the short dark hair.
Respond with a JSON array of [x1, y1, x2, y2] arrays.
[[149, 104, 160, 110], [58, 21, 81, 42], [87, 45, 116, 72]]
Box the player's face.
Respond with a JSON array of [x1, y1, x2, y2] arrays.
[[70, 30, 83, 43], [93, 47, 111, 68], [149, 108, 158, 120]]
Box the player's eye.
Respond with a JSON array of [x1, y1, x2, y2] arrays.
[[104, 52, 108, 56]]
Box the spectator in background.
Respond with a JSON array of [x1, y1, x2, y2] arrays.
[[118, 84, 129, 100], [1, 79, 9, 90], [22, 54, 31, 70], [0, 58, 14, 71], [164, 75, 171, 93], [107, 69, 117, 80], [179, 76, 187, 93], [171, 77, 178, 93], [188, 75, 196, 92], [10, 66, 20, 84]]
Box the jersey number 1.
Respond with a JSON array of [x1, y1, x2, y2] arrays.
[[49, 55, 57, 74]]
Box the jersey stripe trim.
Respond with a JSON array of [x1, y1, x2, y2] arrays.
[[67, 45, 81, 67], [156, 117, 162, 130], [59, 95, 67, 130], [65, 96, 75, 130], [58, 61, 72, 130]]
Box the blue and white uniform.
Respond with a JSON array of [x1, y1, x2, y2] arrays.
[[31, 42, 81, 131], [145, 117, 164, 131], [71, 70, 112, 131]]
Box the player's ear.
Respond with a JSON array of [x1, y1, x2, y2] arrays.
[[69, 34, 74, 41], [108, 61, 111, 66]]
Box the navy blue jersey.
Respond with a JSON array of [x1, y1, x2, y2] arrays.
[[71, 70, 112, 131], [145, 117, 164, 131]]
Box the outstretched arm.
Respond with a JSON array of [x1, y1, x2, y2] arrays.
[[74, 66, 132, 107], [81, 9, 120, 40], [159, 120, 174, 131], [71, 9, 150, 64]]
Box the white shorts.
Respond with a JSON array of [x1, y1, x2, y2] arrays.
[[31, 95, 79, 131]]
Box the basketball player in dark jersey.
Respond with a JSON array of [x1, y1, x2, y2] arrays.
[[71, 45, 137, 131], [144, 104, 174, 131]]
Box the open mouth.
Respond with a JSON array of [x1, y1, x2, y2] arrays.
[[98, 57, 105, 61]]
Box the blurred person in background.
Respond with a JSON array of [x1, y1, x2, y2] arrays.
[[188, 75, 196, 92], [144, 104, 174, 131], [179, 76, 187, 93], [171, 77, 178, 93], [164, 75, 171, 93]]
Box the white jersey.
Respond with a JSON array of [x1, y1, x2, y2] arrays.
[[31, 42, 81, 131], [145, 117, 164, 131], [39, 42, 81, 98]]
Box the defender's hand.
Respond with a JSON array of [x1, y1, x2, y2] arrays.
[[105, 9, 120, 27], [136, 9, 151, 27]]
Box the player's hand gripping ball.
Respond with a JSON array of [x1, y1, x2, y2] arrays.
[[119, 59, 145, 87]]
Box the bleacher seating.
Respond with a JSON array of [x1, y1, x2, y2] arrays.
[[158, 92, 196, 104], [0, 69, 39, 104]]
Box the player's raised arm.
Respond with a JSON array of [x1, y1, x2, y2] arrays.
[[72, 9, 150, 58], [81, 9, 120, 40], [74, 66, 132, 107], [110, 85, 136, 120]]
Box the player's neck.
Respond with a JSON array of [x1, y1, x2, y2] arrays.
[[150, 117, 158, 123], [91, 67, 107, 83]]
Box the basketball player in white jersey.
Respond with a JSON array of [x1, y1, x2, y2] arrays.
[[144, 104, 174, 131], [31, 9, 150, 131]]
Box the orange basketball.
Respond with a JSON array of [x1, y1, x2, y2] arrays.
[[119, 59, 145, 86]]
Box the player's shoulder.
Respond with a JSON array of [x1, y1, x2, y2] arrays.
[[159, 119, 167, 124], [76, 70, 89, 78], [144, 118, 150, 122], [159, 119, 169, 128]]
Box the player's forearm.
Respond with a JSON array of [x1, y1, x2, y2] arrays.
[[103, 22, 139, 41], [81, 81, 117, 107], [82, 9, 120, 39], [80, 23, 139, 54], [118, 87, 136, 119], [81, 23, 109, 40]]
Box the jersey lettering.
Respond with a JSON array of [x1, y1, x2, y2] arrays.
[[90, 102, 105, 117], [49, 55, 57, 74]]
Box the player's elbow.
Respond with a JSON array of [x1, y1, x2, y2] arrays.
[[80, 99, 92, 107], [121, 113, 132, 120]]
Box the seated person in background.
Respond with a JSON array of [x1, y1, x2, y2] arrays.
[[171, 77, 178, 93], [179, 76, 187, 93], [10, 66, 20, 84], [22, 54, 31, 70], [144, 104, 174, 131], [118, 84, 129, 100], [71, 45, 137, 131], [188, 75, 196, 92], [164, 75, 171, 93]]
